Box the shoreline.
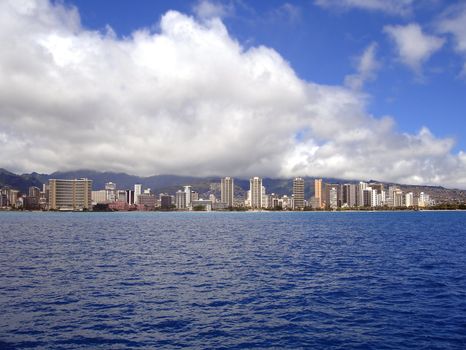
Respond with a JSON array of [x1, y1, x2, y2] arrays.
[[1, 209, 466, 213]]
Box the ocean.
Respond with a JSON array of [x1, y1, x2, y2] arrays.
[[1, 211, 465, 349]]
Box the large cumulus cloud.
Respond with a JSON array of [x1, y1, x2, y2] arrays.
[[1, 0, 466, 188]]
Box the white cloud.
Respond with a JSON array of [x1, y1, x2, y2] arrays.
[[344, 42, 380, 90], [193, 0, 233, 19], [384, 23, 445, 74], [1, 0, 466, 188], [314, 0, 414, 16], [437, 3, 466, 76]]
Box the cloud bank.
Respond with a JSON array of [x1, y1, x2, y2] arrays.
[[1, 0, 466, 188]]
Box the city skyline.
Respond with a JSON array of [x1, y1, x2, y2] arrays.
[[1, 1, 466, 188]]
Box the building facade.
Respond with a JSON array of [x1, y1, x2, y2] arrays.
[[49, 178, 93, 211], [293, 177, 305, 209], [221, 177, 234, 207], [249, 177, 263, 209], [314, 179, 323, 209]]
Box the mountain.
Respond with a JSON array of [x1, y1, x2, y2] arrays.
[[1, 168, 466, 204], [0, 169, 44, 193]]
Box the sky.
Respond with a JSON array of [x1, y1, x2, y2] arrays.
[[1, 0, 466, 188]]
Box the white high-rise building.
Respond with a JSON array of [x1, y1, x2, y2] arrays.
[[358, 182, 368, 207], [417, 192, 430, 207], [261, 185, 268, 209], [329, 186, 338, 209], [221, 177, 234, 207], [249, 177, 263, 209], [184, 185, 192, 207], [105, 182, 117, 202], [405, 192, 414, 207], [175, 190, 186, 209], [134, 184, 142, 204]]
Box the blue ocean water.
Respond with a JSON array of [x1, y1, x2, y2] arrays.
[[1, 211, 466, 349]]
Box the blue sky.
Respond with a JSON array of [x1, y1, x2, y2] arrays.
[[69, 0, 466, 150], [1, 0, 466, 187]]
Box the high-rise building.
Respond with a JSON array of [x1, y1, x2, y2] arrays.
[[126, 190, 135, 205], [293, 177, 305, 210], [393, 189, 404, 207], [160, 194, 172, 209], [314, 179, 323, 209], [329, 186, 338, 209], [175, 190, 186, 209], [134, 184, 142, 204], [405, 192, 414, 207], [49, 178, 92, 211], [221, 177, 234, 207], [358, 182, 368, 207], [325, 183, 341, 208], [184, 186, 192, 207], [417, 192, 430, 207], [105, 182, 117, 202], [249, 177, 263, 209], [341, 184, 357, 207]]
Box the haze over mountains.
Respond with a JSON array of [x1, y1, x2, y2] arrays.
[[1, 168, 466, 204]]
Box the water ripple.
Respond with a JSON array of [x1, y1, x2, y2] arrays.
[[1, 211, 466, 349]]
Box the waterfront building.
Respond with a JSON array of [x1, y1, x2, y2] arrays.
[[342, 184, 358, 207], [24, 186, 41, 210], [417, 192, 430, 207], [191, 191, 199, 202], [28, 186, 41, 199], [261, 186, 268, 209], [105, 182, 117, 202], [160, 194, 172, 209], [393, 189, 404, 207], [176, 190, 186, 209], [325, 183, 341, 209], [126, 190, 135, 205], [358, 182, 368, 207], [138, 193, 156, 208], [134, 184, 142, 204], [314, 179, 323, 209], [184, 186, 192, 207], [405, 192, 414, 207], [249, 177, 263, 209], [329, 186, 338, 209], [293, 177, 305, 210], [48, 178, 92, 211], [117, 190, 127, 202], [221, 177, 234, 207], [0, 192, 7, 207], [91, 190, 107, 204], [281, 195, 291, 209]]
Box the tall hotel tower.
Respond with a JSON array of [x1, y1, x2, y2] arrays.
[[221, 177, 234, 207], [249, 177, 263, 209], [293, 177, 305, 209], [314, 178, 323, 209]]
